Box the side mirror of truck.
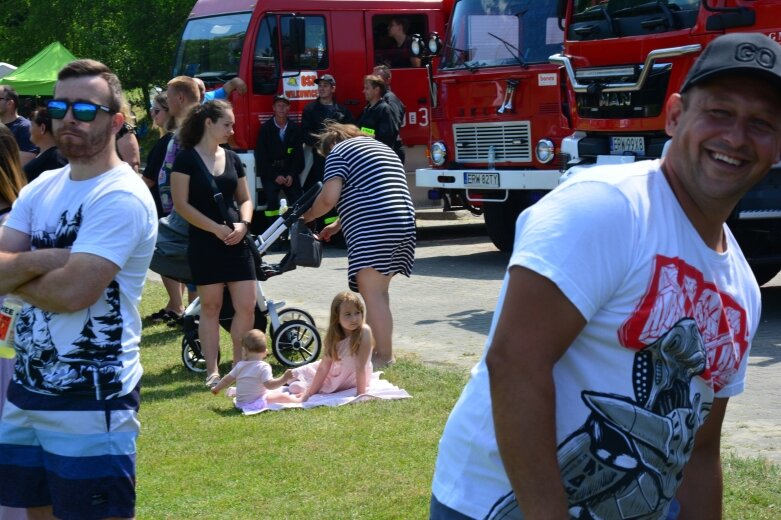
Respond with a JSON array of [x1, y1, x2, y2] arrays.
[[289, 17, 307, 58], [556, 0, 567, 19]]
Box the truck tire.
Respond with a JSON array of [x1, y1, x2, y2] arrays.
[[483, 202, 516, 252], [483, 191, 547, 252]]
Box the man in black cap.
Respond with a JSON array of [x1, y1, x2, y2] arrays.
[[301, 74, 354, 192], [254, 94, 304, 220], [430, 32, 781, 520]]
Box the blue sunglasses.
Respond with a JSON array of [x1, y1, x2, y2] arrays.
[[47, 99, 116, 122]]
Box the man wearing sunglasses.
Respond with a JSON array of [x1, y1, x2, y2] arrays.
[[0, 59, 157, 520], [0, 85, 39, 166]]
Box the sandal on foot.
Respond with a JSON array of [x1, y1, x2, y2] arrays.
[[205, 374, 221, 389], [146, 308, 168, 322], [166, 312, 184, 328], [372, 356, 396, 369]]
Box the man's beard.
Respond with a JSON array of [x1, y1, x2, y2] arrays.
[[54, 119, 113, 161]]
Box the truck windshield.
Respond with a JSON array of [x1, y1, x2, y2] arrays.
[[569, 0, 700, 39], [173, 12, 252, 84], [441, 0, 563, 70]]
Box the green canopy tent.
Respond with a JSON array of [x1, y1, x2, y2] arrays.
[[0, 42, 77, 96]]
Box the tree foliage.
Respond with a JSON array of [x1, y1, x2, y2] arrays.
[[0, 0, 195, 94]]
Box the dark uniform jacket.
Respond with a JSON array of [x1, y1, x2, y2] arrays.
[[301, 100, 354, 146], [358, 100, 399, 149], [254, 118, 305, 183]]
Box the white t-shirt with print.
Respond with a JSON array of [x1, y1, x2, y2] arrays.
[[229, 359, 273, 404], [4, 163, 157, 399], [432, 160, 760, 520]]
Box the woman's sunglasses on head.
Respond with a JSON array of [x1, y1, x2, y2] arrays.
[[47, 100, 116, 122]]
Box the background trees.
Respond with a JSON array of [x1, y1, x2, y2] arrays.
[[0, 0, 195, 97]]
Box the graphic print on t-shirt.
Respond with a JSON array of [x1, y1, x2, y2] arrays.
[[487, 255, 749, 520], [13, 206, 125, 398]]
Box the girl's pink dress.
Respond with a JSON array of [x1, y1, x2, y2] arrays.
[[291, 337, 373, 394]]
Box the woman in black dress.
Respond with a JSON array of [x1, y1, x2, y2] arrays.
[[171, 100, 255, 387]]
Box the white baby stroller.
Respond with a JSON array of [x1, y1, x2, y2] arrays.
[[149, 183, 325, 370]]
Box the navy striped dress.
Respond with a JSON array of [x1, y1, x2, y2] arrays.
[[324, 136, 416, 291]]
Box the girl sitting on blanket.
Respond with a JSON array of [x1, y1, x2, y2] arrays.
[[211, 329, 300, 412], [289, 291, 374, 402]]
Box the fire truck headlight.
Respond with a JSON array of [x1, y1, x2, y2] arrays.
[[411, 34, 423, 57], [431, 141, 447, 166], [428, 32, 442, 54], [536, 139, 555, 164]]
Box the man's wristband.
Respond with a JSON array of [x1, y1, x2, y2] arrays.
[[240, 219, 251, 227]]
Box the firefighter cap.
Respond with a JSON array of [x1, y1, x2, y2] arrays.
[[272, 94, 290, 104], [681, 32, 781, 93], [315, 74, 336, 86]]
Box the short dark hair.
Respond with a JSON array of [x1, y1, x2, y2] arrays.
[[373, 64, 392, 83], [363, 74, 387, 96], [0, 86, 19, 108], [179, 99, 232, 149], [57, 59, 123, 113], [390, 17, 410, 34], [32, 108, 53, 134]]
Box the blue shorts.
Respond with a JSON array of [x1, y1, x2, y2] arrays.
[[0, 382, 140, 520]]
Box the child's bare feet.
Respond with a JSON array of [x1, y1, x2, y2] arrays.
[[288, 381, 305, 394]]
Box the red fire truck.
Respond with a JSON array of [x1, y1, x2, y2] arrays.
[[172, 0, 450, 211], [414, 0, 572, 251], [550, 0, 781, 283]]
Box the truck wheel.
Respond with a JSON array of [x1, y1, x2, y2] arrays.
[[483, 192, 546, 252], [483, 202, 515, 252]]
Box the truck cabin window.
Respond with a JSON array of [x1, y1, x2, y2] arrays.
[[253, 15, 328, 95], [174, 12, 251, 86], [569, 0, 700, 39], [253, 16, 279, 94], [373, 14, 427, 68], [280, 15, 328, 70], [441, 0, 563, 70]]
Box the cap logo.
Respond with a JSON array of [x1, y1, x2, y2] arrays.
[[735, 42, 776, 69]]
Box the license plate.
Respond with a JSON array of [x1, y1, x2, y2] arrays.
[[464, 172, 500, 188], [610, 136, 645, 155]]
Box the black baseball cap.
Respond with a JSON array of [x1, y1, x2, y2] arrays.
[[272, 94, 290, 104], [681, 32, 781, 93], [314, 74, 336, 86]]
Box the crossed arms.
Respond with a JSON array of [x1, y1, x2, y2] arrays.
[[0, 226, 119, 313]]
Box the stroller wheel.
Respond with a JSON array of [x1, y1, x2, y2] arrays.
[[181, 333, 206, 373], [182, 330, 221, 373], [272, 319, 321, 368], [277, 307, 316, 327]]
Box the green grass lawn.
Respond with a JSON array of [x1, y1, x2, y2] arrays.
[[136, 282, 780, 519]]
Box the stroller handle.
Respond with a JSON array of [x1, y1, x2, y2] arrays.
[[280, 182, 323, 227]]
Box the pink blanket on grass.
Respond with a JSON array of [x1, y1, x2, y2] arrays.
[[229, 372, 411, 416]]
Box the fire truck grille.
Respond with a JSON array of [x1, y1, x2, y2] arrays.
[[452, 122, 532, 163], [574, 65, 671, 119]]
